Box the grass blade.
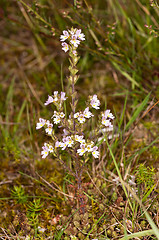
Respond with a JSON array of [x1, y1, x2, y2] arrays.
[[118, 92, 128, 131], [124, 92, 151, 132], [105, 138, 133, 211], [13, 100, 27, 135], [5, 77, 15, 138], [17, 0, 52, 27], [112, 61, 139, 87], [119, 229, 155, 240], [142, 183, 157, 203], [85, 212, 105, 239]]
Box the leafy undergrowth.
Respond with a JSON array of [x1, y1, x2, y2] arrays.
[[0, 159, 158, 239], [0, 0, 159, 239], [0, 122, 159, 239]]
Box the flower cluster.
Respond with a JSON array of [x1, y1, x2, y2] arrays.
[[101, 110, 114, 128], [55, 134, 99, 158], [44, 91, 67, 107], [36, 28, 115, 164], [36, 91, 115, 159], [60, 28, 85, 52], [77, 143, 99, 159], [73, 95, 101, 124], [74, 107, 93, 123], [52, 111, 65, 124], [36, 118, 53, 136]]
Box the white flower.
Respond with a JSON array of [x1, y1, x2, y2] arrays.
[[77, 144, 86, 156], [52, 111, 65, 124], [53, 91, 58, 102], [70, 35, 80, 47], [60, 30, 69, 41], [74, 112, 79, 118], [60, 92, 67, 101], [75, 135, 84, 143], [41, 143, 49, 158], [55, 141, 62, 148], [83, 107, 93, 118], [60, 112, 65, 118], [45, 123, 53, 135], [55, 140, 67, 150], [102, 118, 113, 127], [90, 95, 100, 109], [75, 29, 85, 41], [77, 114, 85, 123], [86, 145, 93, 152], [65, 136, 74, 147], [53, 117, 61, 124], [44, 95, 54, 105], [92, 146, 99, 158], [48, 144, 54, 153], [86, 142, 94, 152], [61, 142, 67, 150], [41, 150, 49, 158], [103, 110, 114, 119], [61, 42, 69, 52], [36, 118, 46, 129], [52, 111, 61, 124]]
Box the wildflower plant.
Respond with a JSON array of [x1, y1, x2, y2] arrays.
[[36, 27, 115, 210]]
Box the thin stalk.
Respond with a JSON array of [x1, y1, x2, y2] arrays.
[[69, 48, 85, 211], [72, 76, 76, 132]]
